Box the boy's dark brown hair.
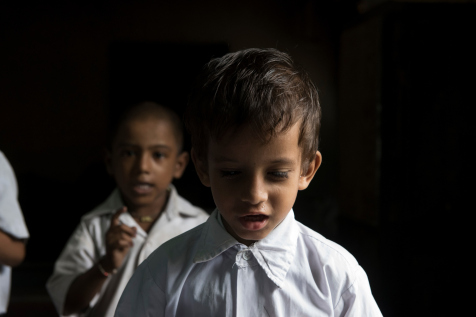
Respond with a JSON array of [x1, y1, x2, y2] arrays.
[[185, 48, 321, 170]]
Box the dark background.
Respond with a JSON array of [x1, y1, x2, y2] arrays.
[[1, 0, 473, 316]]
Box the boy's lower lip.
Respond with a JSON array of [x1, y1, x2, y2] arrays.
[[238, 214, 269, 231]]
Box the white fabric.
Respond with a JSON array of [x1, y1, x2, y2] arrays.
[[115, 209, 382, 317], [0, 151, 29, 314], [46, 185, 208, 317]]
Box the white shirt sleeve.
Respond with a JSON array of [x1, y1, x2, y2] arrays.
[[115, 259, 165, 317], [46, 221, 99, 316], [334, 266, 382, 316], [0, 152, 29, 239], [0, 151, 30, 314]]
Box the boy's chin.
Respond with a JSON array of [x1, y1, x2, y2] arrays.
[[123, 195, 156, 209], [234, 231, 269, 245]]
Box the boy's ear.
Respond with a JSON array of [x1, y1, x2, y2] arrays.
[[173, 151, 189, 179], [298, 151, 322, 190], [104, 148, 114, 176], [191, 148, 210, 187]]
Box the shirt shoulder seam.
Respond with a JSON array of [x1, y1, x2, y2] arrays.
[[333, 265, 362, 309], [297, 227, 355, 267]]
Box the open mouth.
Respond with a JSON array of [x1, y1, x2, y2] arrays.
[[238, 214, 269, 231], [132, 183, 154, 194]]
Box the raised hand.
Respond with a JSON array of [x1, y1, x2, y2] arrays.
[[101, 207, 137, 272]]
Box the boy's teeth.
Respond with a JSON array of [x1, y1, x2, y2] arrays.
[[244, 215, 267, 221], [134, 184, 152, 192]]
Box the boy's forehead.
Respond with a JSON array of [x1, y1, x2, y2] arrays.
[[207, 123, 302, 161], [211, 121, 301, 146], [113, 117, 178, 146]]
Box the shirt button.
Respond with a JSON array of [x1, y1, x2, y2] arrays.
[[242, 251, 252, 261]]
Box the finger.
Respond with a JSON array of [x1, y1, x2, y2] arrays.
[[117, 239, 134, 249], [111, 236, 134, 250], [117, 231, 134, 243], [106, 226, 136, 245], [117, 224, 137, 237], [110, 231, 133, 244], [110, 206, 127, 227]]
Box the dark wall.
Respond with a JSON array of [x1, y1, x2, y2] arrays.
[[380, 4, 473, 316], [339, 3, 474, 316]]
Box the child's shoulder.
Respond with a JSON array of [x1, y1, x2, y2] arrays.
[[149, 222, 205, 262], [142, 222, 206, 282], [174, 190, 209, 220], [80, 189, 120, 223], [294, 220, 359, 269]]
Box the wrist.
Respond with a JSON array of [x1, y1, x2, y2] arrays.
[[97, 257, 117, 277]]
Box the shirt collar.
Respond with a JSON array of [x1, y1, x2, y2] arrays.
[[99, 188, 124, 212], [193, 210, 238, 263], [193, 209, 299, 288], [163, 184, 201, 220], [100, 184, 199, 217], [97, 185, 200, 235]]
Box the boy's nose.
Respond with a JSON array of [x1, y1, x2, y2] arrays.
[[241, 176, 268, 205], [137, 153, 151, 173]]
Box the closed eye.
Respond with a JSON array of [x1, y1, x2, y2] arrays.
[[153, 151, 165, 159], [270, 171, 289, 179]]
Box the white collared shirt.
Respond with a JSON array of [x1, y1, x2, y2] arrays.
[[115, 209, 382, 317], [0, 151, 29, 314], [46, 185, 208, 317]]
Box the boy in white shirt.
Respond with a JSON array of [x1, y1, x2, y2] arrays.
[[0, 151, 29, 315], [115, 49, 382, 316], [46, 102, 209, 317]]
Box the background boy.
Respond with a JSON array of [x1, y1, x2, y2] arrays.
[[46, 102, 209, 317], [115, 49, 382, 316]]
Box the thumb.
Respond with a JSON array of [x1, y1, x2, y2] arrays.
[[110, 206, 127, 227]]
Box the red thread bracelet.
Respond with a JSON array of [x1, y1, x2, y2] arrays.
[[98, 262, 117, 277]]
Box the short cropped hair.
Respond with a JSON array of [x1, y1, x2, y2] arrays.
[[185, 48, 321, 170], [110, 101, 184, 152]]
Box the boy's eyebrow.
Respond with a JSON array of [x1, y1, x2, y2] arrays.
[[117, 143, 173, 150], [214, 156, 296, 165], [269, 158, 296, 165], [213, 156, 237, 163], [117, 143, 137, 147], [148, 144, 173, 150]]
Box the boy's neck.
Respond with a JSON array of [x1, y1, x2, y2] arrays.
[[123, 191, 170, 230]]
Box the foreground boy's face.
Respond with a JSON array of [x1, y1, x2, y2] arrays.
[[194, 123, 320, 245], [108, 117, 187, 210]]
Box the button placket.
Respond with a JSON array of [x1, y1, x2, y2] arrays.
[[242, 250, 252, 261], [234, 246, 255, 268]]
